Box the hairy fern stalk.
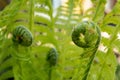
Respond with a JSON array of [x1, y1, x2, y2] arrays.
[[0, 0, 119, 80]]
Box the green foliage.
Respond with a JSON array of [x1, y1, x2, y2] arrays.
[[0, 0, 120, 80], [71, 21, 101, 80]]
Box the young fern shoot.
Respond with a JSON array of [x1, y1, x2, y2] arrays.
[[71, 21, 101, 80], [47, 48, 58, 80], [11, 25, 33, 61], [12, 25, 33, 47]]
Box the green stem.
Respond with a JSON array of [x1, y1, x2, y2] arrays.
[[82, 47, 99, 80], [82, 26, 101, 80], [13, 60, 23, 80], [29, 0, 34, 31], [48, 65, 52, 80], [29, 0, 34, 57], [92, 0, 102, 21]]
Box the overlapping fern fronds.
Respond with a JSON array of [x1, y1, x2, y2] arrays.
[[0, 0, 119, 80]]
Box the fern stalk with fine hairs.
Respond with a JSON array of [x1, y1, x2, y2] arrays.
[[71, 21, 101, 80]]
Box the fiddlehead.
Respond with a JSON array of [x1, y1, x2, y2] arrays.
[[11, 25, 33, 61], [46, 48, 58, 80], [47, 48, 58, 66], [71, 21, 101, 80], [12, 25, 33, 47], [72, 21, 101, 48]]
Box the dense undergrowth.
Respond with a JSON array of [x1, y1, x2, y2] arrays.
[[0, 0, 120, 80]]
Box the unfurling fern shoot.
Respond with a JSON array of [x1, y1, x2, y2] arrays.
[[47, 48, 58, 66], [11, 26, 33, 79], [12, 25, 33, 47], [72, 21, 101, 48], [71, 21, 101, 80], [47, 48, 58, 80]]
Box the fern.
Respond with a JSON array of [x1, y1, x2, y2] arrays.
[[0, 0, 57, 80], [0, 0, 119, 80], [54, 0, 117, 80]]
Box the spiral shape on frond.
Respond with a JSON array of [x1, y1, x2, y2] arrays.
[[12, 25, 33, 47], [72, 21, 101, 48]]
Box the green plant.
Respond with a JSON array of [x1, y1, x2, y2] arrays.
[[46, 48, 58, 80], [71, 21, 101, 80], [0, 0, 120, 80], [47, 48, 58, 66], [72, 21, 101, 48]]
